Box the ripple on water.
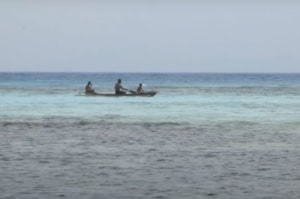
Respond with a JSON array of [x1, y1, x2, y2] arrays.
[[1, 119, 300, 199]]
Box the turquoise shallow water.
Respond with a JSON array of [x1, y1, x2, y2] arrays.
[[1, 73, 300, 199], [1, 73, 300, 125]]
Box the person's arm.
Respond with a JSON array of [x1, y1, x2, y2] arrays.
[[121, 85, 128, 91]]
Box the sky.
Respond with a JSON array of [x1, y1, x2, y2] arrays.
[[0, 0, 299, 73]]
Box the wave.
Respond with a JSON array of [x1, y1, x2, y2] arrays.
[[2, 119, 300, 134], [0, 120, 188, 128]]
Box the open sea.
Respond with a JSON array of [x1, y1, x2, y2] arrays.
[[0, 72, 300, 199]]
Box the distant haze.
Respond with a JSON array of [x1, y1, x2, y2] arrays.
[[0, 1, 299, 73]]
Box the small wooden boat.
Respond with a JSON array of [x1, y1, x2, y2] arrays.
[[84, 91, 157, 97]]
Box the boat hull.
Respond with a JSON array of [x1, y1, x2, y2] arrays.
[[85, 91, 157, 97]]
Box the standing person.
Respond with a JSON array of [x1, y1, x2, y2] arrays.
[[136, 83, 144, 94], [85, 81, 95, 94], [114, 79, 127, 95]]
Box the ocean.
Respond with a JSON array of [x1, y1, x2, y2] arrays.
[[1, 72, 300, 199]]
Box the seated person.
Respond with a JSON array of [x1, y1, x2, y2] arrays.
[[136, 83, 144, 94], [85, 81, 95, 94], [114, 79, 126, 95]]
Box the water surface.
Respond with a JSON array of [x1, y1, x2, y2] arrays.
[[1, 73, 300, 199]]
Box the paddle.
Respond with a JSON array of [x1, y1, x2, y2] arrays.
[[124, 88, 136, 94]]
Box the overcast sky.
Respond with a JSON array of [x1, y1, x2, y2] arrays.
[[0, 0, 299, 73]]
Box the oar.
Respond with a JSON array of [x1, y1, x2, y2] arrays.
[[125, 88, 136, 94]]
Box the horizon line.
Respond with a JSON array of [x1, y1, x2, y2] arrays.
[[0, 71, 300, 74]]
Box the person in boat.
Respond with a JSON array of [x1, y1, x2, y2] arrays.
[[114, 79, 127, 95], [136, 83, 144, 94], [85, 81, 95, 94]]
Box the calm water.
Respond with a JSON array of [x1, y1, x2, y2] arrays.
[[1, 73, 300, 199]]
